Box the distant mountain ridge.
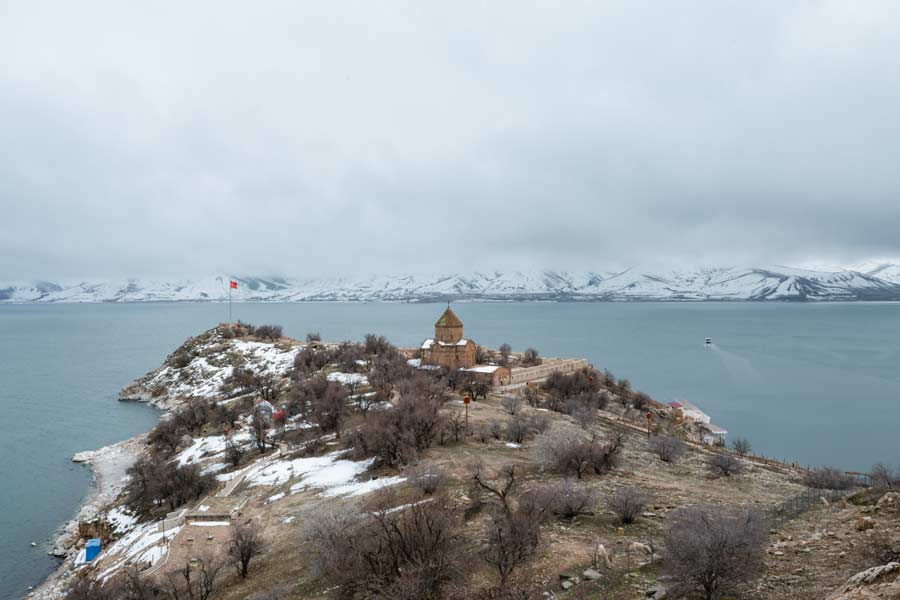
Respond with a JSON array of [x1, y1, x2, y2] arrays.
[[4, 264, 900, 302]]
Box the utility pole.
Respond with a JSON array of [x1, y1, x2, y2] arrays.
[[464, 395, 470, 435]]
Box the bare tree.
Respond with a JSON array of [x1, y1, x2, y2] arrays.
[[309, 381, 349, 438], [663, 506, 767, 600], [707, 453, 744, 478], [306, 332, 322, 342], [446, 410, 465, 442], [472, 464, 519, 515], [482, 508, 541, 592], [229, 521, 266, 579], [871, 463, 898, 491], [521, 347, 541, 366], [252, 404, 270, 452], [607, 487, 648, 524], [731, 437, 752, 457], [500, 395, 521, 415], [254, 372, 282, 402], [159, 553, 224, 600], [650, 435, 687, 463], [498, 343, 512, 366]]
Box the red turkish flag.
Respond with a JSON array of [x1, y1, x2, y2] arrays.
[[229, 280, 238, 289]]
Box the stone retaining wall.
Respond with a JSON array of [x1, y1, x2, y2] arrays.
[[508, 358, 590, 385]]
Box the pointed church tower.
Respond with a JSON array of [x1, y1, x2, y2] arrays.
[[434, 306, 464, 343]]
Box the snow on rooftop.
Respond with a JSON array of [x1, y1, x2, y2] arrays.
[[464, 365, 502, 373], [421, 339, 435, 350]]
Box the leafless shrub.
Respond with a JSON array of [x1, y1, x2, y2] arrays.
[[663, 506, 767, 600], [707, 453, 744, 478], [65, 577, 120, 600], [803, 466, 853, 490], [309, 379, 350, 437], [363, 333, 396, 356], [125, 458, 215, 515], [482, 508, 542, 592], [169, 349, 194, 369], [731, 436, 752, 457], [871, 463, 899, 491], [536, 479, 597, 521], [225, 439, 245, 467], [607, 486, 648, 524], [306, 332, 322, 342], [490, 420, 504, 440], [255, 324, 283, 341], [540, 368, 599, 400], [521, 386, 541, 408], [229, 521, 265, 579], [596, 390, 610, 410], [475, 424, 491, 443], [303, 496, 462, 599], [501, 395, 522, 415], [567, 396, 596, 429], [650, 435, 686, 463], [159, 552, 225, 600], [347, 397, 445, 467], [535, 424, 622, 479], [409, 465, 448, 496], [446, 411, 465, 442], [292, 345, 336, 377], [505, 416, 531, 444], [631, 392, 651, 411]]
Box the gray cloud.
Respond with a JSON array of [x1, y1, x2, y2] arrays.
[[2, 0, 900, 279]]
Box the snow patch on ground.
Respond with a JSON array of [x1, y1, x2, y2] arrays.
[[327, 371, 368, 386], [236, 450, 405, 498], [105, 506, 138, 533]]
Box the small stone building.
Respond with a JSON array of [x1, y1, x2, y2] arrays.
[[421, 307, 477, 370], [463, 364, 512, 386]]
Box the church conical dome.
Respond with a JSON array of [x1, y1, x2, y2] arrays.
[[435, 306, 463, 328]]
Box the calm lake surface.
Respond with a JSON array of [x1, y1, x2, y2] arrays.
[[2, 301, 899, 597]]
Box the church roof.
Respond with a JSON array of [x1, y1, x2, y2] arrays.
[[435, 307, 463, 328]]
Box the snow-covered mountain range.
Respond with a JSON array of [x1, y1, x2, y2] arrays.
[[4, 264, 900, 303]]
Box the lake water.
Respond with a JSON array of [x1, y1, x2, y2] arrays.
[[2, 301, 899, 597]]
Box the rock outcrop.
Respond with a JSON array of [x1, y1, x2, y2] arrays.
[[826, 562, 900, 600]]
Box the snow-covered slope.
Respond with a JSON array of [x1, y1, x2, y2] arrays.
[[4, 267, 900, 303]]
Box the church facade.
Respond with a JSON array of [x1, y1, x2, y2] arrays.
[[420, 307, 477, 370]]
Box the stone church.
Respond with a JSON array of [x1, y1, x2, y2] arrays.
[[420, 306, 477, 370]]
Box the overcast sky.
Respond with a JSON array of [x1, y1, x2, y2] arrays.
[[2, 1, 900, 279]]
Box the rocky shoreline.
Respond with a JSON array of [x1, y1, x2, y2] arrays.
[[26, 435, 149, 600]]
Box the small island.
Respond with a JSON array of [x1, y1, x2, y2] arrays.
[[31, 308, 900, 600]]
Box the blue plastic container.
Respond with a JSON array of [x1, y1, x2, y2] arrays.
[[85, 538, 101, 562]]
